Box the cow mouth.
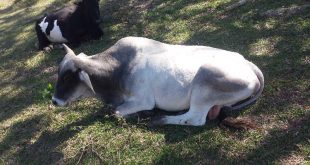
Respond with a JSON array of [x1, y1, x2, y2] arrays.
[[52, 96, 67, 106]]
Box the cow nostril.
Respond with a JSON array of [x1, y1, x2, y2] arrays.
[[52, 99, 58, 106]]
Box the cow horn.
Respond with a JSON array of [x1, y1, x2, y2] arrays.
[[62, 44, 75, 56]]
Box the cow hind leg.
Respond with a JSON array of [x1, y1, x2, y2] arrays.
[[152, 104, 222, 126], [151, 85, 252, 126], [151, 104, 212, 126], [151, 87, 215, 126]]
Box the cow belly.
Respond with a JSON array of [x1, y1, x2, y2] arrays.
[[151, 75, 192, 111], [154, 88, 191, 111]]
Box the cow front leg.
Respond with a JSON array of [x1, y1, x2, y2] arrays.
[[35, 23, 51, 51], [151, 85, 215, 126], [115, 100, 155, 118]]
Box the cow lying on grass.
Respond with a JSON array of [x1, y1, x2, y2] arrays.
[[35, 0, 103, 51], [52, 37, 264, 126]]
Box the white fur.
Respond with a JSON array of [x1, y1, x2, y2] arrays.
[[39, 17, 68, 43]]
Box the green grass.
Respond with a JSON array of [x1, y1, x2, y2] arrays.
[[0, 0, 309, 164]]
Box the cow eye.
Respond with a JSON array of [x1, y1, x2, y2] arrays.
[[63, 75, 72, 82]]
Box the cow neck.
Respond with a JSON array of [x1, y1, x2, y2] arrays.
[[73, 52, 120, 79], [76, 51, 125, 105], [73, 45, 136, 105]]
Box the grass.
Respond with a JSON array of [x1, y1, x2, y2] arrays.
[[0, 0, 309, 164]]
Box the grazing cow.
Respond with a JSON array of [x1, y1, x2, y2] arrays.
[[52, 37, 264, 126], [35, 0, 103, 51]]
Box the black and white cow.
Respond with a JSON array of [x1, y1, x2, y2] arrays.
[[52, 37, 264, 126], [35, 0, 103, 51]]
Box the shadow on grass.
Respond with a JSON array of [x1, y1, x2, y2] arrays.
[[235, 113, 310, 164], [0, 115, 47, 155], [0, 0, 37, 14], [0, 0, 86, 122], [0, 0, 72, 66], [1, 107, 217, 164], [152, 112, 310, 164], [12, 107, 111, 164]]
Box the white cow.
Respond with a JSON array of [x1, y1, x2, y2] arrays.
[[52, 37, 264, 126]]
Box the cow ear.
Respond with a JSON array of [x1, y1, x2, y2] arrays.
[[79, 70, 95, 94], [62, 44, 76, 57]]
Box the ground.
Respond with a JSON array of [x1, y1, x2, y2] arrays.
[[0, 0, 309, 164]]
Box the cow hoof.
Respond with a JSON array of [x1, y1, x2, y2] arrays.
[[43, 46, 53, 53], [113, 110, 123, 117], [112, 110, 133, 119]]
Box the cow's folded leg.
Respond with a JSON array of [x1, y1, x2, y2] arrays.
[[43, 45, 53, 52], [36, 21, 51, 51], [151, 104, 212, 126], [114, 101, 154, 118]]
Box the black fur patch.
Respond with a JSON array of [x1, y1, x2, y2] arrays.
[[45, 18, 54, 36], [35, 0, 103, 50], [54, 69, 81, 101]]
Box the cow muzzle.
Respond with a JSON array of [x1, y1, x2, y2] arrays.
[[52, 96, 67, 106]]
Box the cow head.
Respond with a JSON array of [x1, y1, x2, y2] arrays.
[[78, 0, 102, 24], [52, 44, 95, 106]]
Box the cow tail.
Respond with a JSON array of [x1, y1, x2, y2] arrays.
[[218, 61, 264, 130]]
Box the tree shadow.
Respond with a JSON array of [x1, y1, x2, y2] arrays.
[[151, 111, 310, 164], [0, 0, 76, 123], [10, 107, 112, 164], [235, 113, 310, 164], [0, 114, 49, 161], [9, 107, 223, 164], [0, 0, 37, 13]]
